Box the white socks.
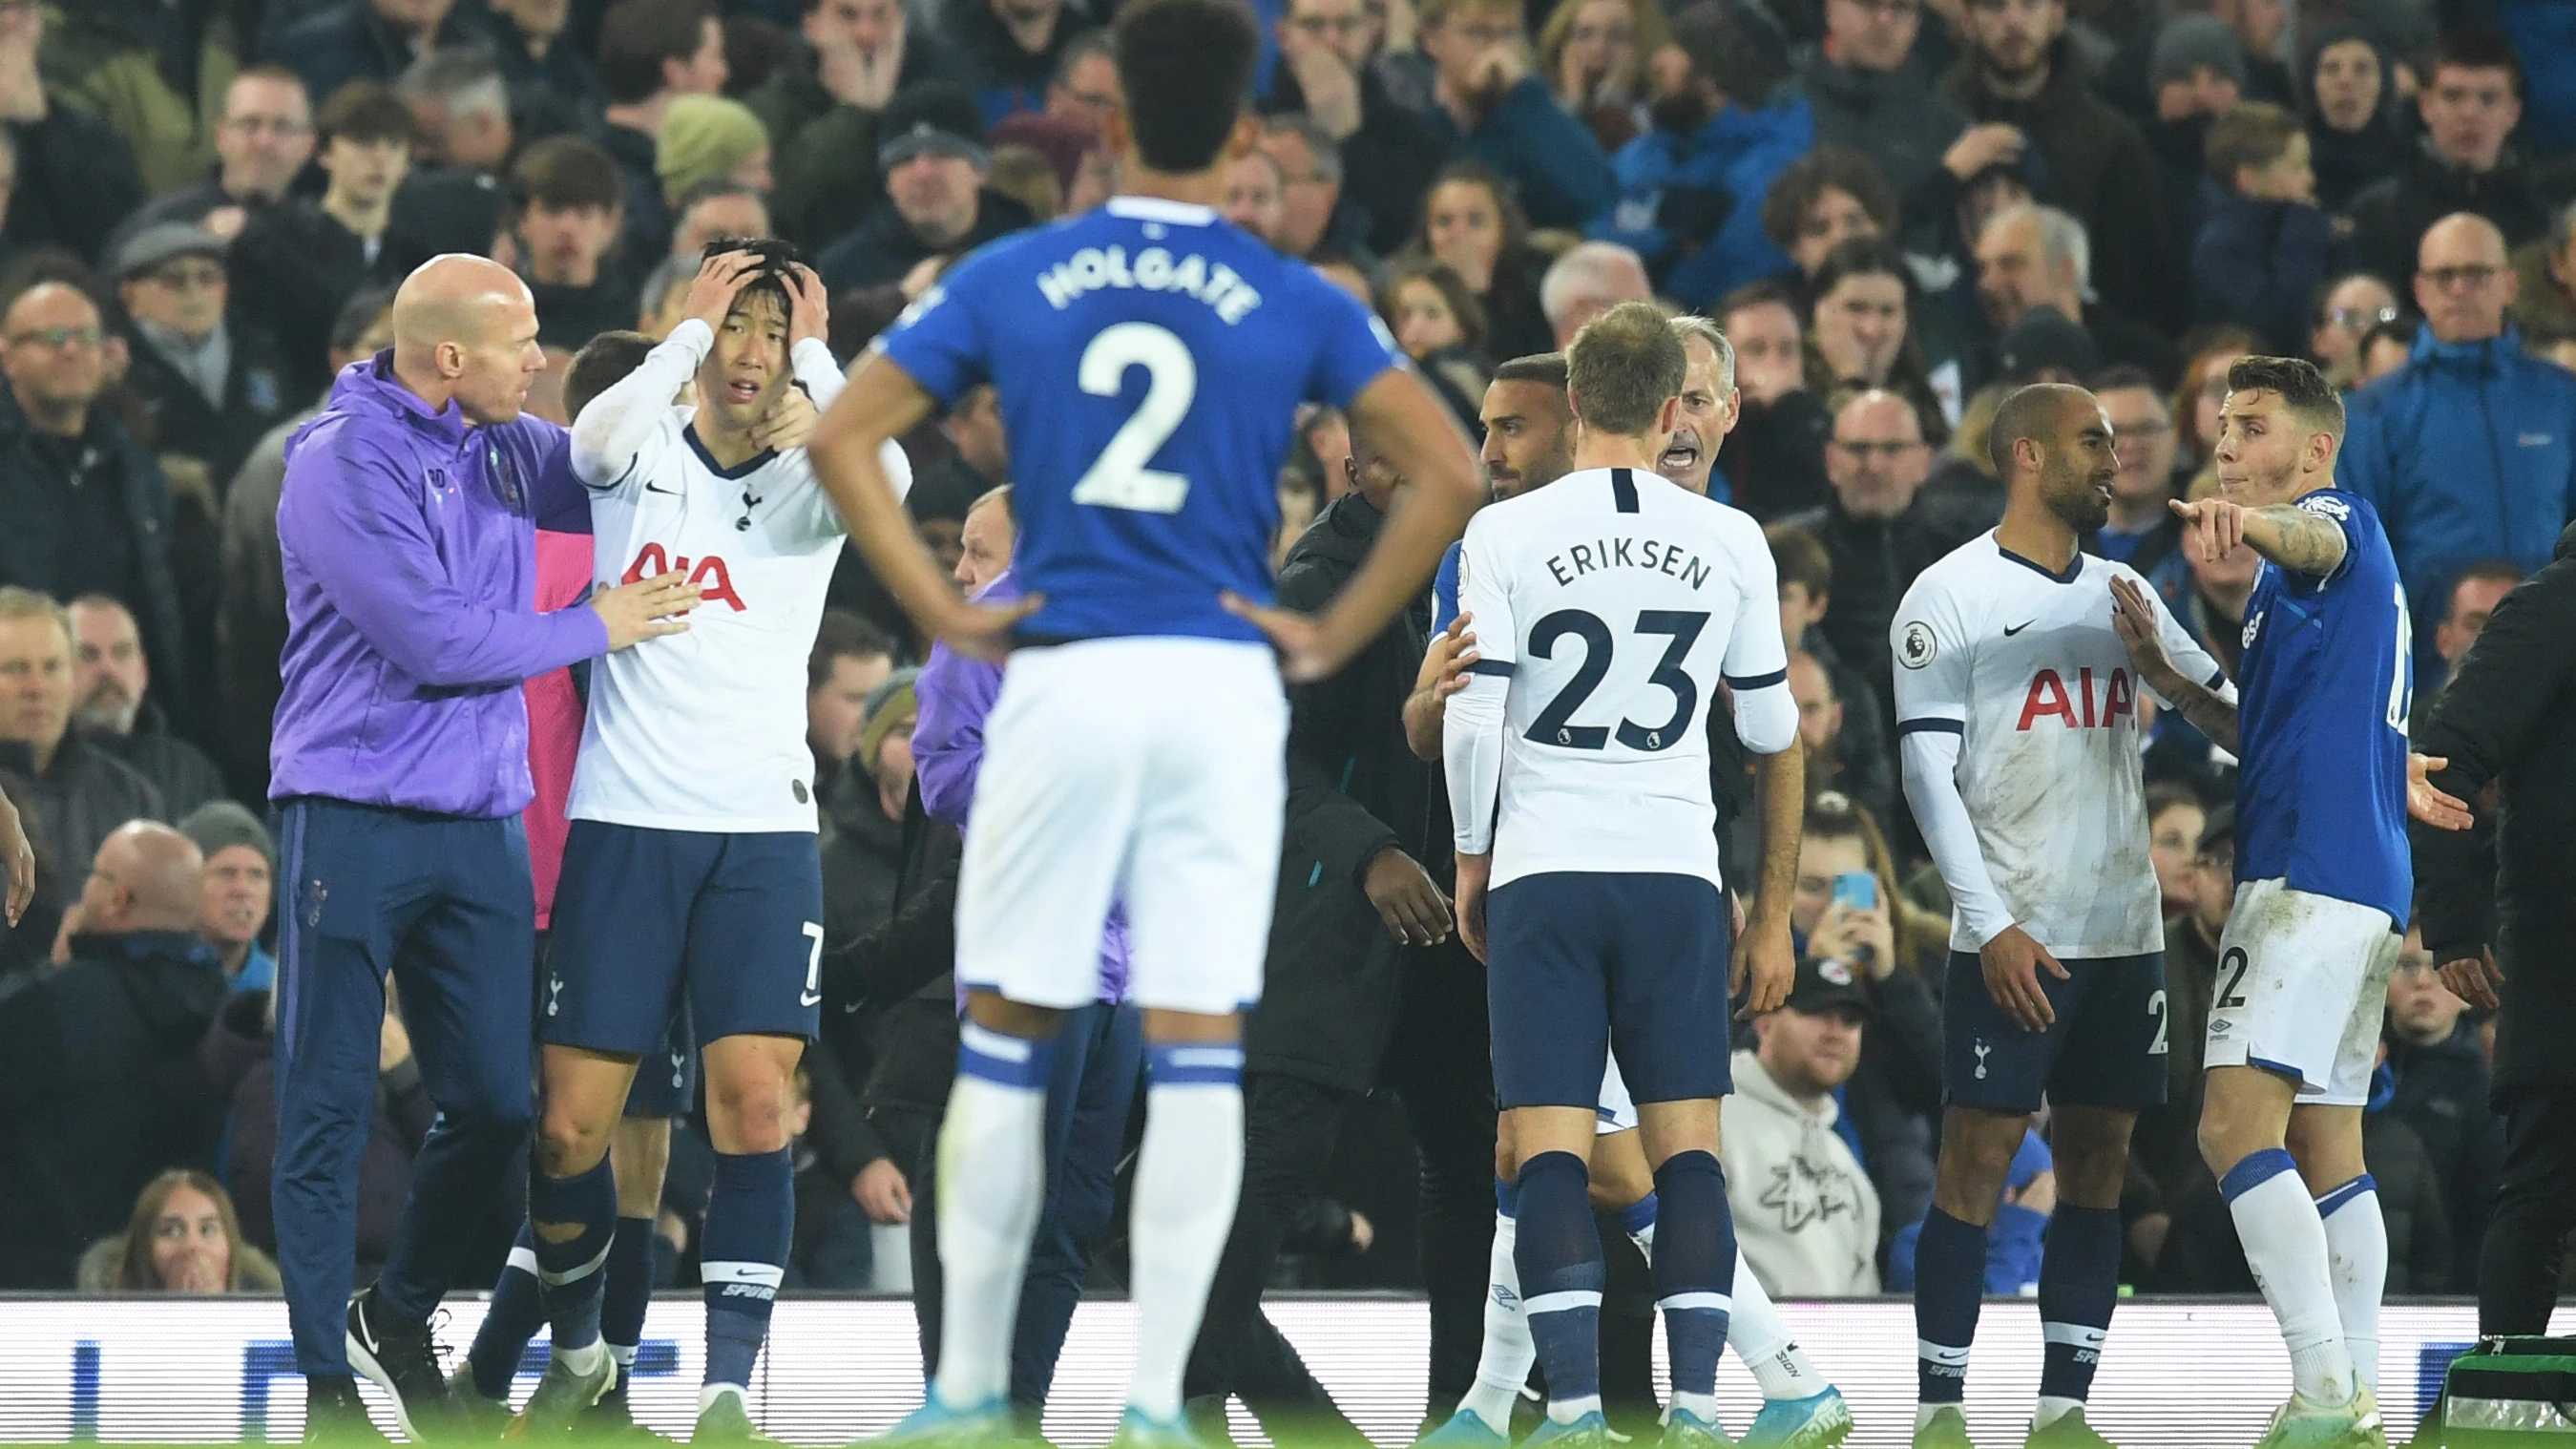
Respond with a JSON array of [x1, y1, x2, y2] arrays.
[[1727, 1257, 1828, 1401], [2224, 1152, 2356, 1408], [1127, 1070, 1245, 1423], [1459, 1210, 1536, 1428], [931, 1064, 1050, 1411], [2317, 1178, 2387, 1395]]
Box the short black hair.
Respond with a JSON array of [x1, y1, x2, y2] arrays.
[[1492, 351, 1568, 391], [2428, 27, 2523, 98], [512, 135, 626, 213], [563, 330, 660, 419], [1114, 0, 1259, 174], [2227, 353, 2345, 439], [701, 235, 810, 317], [317, 79, 414, 147], [808, 609, 895, 690], [1758, 145, 1898, 256], [599, 0, 714, 105], [330, 285, 396, 356], [1808, 236, 1911, 307], [2087, 363, 2161, 395], [1987, 381, 2089, 476]]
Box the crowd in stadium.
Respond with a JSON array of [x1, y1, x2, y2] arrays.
[[0, 0, 2570, 1426]]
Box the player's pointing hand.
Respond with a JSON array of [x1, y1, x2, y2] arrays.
[[1980, 924, 2068, 1032], [2169, 495, 2248, 564]]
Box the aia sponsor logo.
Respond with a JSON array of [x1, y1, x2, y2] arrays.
[[2015, 666, 2136, 730], [622, 542, 745, 611]]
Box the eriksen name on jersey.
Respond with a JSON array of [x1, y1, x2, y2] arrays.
[[1541, 535, 1716, 589]]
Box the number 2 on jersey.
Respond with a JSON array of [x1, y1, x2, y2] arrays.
[[1070, 322, 1195, 514], [1524, 608, 1710, 752]]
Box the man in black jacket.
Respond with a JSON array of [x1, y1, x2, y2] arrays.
[[1259, 0, 1448, 258], [2385, 926, 2505, 1289], [2344, 30, 2550, 296], [2413, 520, 2576, 1334], [112, 224, 303, 491], [815, 81, 1034, 294], [1185, 435, 1497, 1442], [0, 820, 221, 1287], [0, 592, 165, 914]]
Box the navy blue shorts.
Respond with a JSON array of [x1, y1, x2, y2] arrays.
[[1486, 872, 1732, 1110], [537, 929, 696, 1116], [1943, 950, 2169, 1112], [541, 821, 825, 1057]]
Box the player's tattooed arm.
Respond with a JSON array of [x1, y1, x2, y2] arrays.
[[2109, 576, 2239, 753], [2240, 503, 2351, 578]]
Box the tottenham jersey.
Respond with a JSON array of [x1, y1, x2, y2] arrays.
[[566, 319, 913, 832], [1454, 467, 1791, 890], [2235, 487, 2413, 922], [873, 196, 1401, 644], [1892, 538, 2227, 956]]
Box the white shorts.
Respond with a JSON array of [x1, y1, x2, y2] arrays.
[[2203, 877, 2402, 1106], [954, 636, 1288, 1015], [1596, 1057, 1638, 1135]]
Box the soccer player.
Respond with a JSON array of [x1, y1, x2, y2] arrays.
[[1892, 383, 2230, 1449], [805, 0, 1481, 1438], [1443, 301, 1804, 1449], [512, 245, 911, 1439], [2111, 356, 2463, 1447]]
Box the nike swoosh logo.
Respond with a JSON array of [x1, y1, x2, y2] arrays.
[[644, 482, 680, 495], [800, 991, 823, 1007], [2003, 620, 2035, 636]]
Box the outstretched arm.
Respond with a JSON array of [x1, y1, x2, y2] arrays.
[[2169, 495, 2348, 578]]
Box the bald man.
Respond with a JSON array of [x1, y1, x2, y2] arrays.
[[267, 253, 698, 1435], [2340, 211, 2576, 686], [0, 821, 222, 1288]]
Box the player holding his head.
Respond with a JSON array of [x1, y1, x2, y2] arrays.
[[2112, 356, 2467, 1448], [806, 0, 1481, 1439], [1892, 383, 2232, 1449], [511, 244, 913, 1440], [1443, 300, 1804, 1449]]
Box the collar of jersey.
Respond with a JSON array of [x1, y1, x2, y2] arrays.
[[1994, 539, 2083, 584], [1105, 195, 1217, 225], [685, 423, 776, 480]]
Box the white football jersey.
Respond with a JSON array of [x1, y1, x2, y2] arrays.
[[1891, 536, 2225, 957], [1449, 466, 1795, 891], [566, 319, 913, 832]]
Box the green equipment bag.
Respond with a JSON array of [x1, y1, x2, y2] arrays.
[[2415, 1336, 2576, 1446]]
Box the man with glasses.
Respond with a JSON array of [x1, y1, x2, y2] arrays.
[[2341, 210, 2576, 687], [1784, 388, 1977, 728], [1256, 115, 1360, 261], [113, 224, 301, 487], [2086, 366, 2189, 594], [2347, 28, 2549, 293], [1261, 0, 1445, 256], [0, 282, 189, 735], [2308, 273, 2401, 390], [1798, 0, 1973, 199], [108, 67, 316, 252], [1416, 0, 1615, 230]]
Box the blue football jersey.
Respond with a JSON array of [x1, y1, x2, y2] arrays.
[[874, 197, 1404, 643], [2234, 486, 2414, 923]]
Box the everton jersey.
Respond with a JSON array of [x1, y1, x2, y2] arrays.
[[874, 196, 1403, 644]]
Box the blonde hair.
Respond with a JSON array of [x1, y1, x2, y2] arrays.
[[1535, 0, 1672, 95]]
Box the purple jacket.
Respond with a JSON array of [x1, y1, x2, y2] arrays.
[[269, 353, 607, 818], [913, 571, 1128, 999]]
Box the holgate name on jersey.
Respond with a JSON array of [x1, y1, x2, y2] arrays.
[[620, 541, 743, 611], [1541, 535, 1717, 590], [1031, 245, 1264, 322]]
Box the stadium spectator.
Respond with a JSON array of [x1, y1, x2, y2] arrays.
[[2354, 315, 2416, 387], [2192, 102, 2342, 355], [671, 182, 774, 262], [1710, 280, 1831, 520], [748, 0, 965, 251], [816, 81, 1032, 293], [113, 224, 302, 490], [75, 1169, 282, 1292], [483, 0, 610, 135], [595, 0, 731, 263], [1757, 145, 1895, 294], [178, 801, 277, 992], [1416, 0, 1618, 230], [2309, 272, 2401, 389], [2166, 469, 2258, 680], [1539, 240, 1650, 349], [822, 667, 917, 945], [110, 68, 316, 246], [1768, 522, 1885, 766], [2343, 212, 2576, 686], [1782, 388, 1974, 724], [1724, 956, 1883, 1295], [0, 284, 188, 723], [0, 820, 219, 1289], [2385, 925, 2504, 1294], [806, 610, 898, 811], [2140, 13, 2245, 247], [2416, 514, 2576, 1334], [941, 0, 1097, 125], [656, 94, 774, 211], [2364, 1054, 2460, 1293], [395, 48, 514, 175], [228, 80, 420, 388], [1806, 237, 1949, 444], [1788, 654, 1895, 840], [1938, 0, 2177, 334], [265, 0, 484, 117], [1382, 261, 1490, 425], [1592, 0, 1811, 308], [1794, 0, 1971, 200], [784, 1065, 883, 1288], [1260, 0, 1447, 259], [1993, 300, 2098, 386], [2125, 804, 2232, 1281], [2168, 326, 2254, 476], [908, 384, 1010, 537], [37, 0, 238, 200], [1535, 0, 1664, 155], [2300, 26, 2407, 215], [68, 597, 220, 821], [2346, 30, 2549, 294], [1040, 30, 1117, 131], [1221, 147, 1288, 245], [512, 136, 640, 349], [2089, 365, 2187, 587], [1410, 161, 1554, 362], [2511, 200, 2576, 343], [1257, 115, 1365, 262], [2431, 559, 2525, 701], [0, 4, 145, 264], [215, 287, 395, 804], [1974, 202, 2179, 388], [2145, 780, 2204, 919]]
